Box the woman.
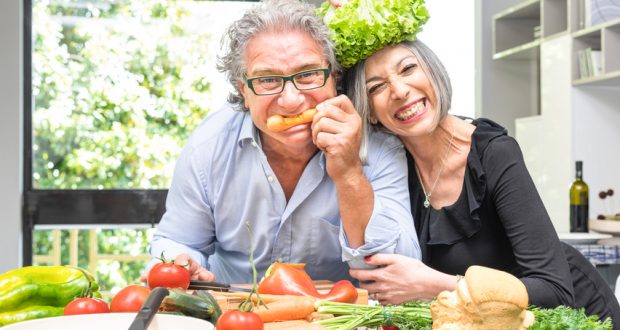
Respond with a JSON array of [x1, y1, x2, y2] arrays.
[[343, 40, 620, 326]]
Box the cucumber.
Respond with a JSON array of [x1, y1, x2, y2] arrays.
[[161, 289, 222, 324]]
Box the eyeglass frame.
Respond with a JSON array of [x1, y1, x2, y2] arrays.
[[243, 63, 332, 96]]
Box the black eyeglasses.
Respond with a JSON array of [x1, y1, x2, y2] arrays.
[[244, 64, 331, 96]]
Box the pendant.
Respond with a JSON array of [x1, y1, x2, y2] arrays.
[[423, 196, 430, 208]]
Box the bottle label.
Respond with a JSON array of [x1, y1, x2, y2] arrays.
[[570, 204, 589, 233]]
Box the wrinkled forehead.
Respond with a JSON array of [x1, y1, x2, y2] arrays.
[[244, 30, 328, 76]]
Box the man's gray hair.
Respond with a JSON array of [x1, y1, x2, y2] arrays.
[[217, 0, 340, 112], [344, 40, 452, 161]]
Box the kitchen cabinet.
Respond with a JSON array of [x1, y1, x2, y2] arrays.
[[480, 0, 620, 233]]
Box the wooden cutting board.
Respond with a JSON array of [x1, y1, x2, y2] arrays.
[[210, 280, 368, 311]]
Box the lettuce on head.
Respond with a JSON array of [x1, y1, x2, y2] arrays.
[[317, 0, 429, 69]]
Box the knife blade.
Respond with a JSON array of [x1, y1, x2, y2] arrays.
[[188, 280, 252, 292]]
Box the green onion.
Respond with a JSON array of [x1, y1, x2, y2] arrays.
[[314, 300, 432, 330]]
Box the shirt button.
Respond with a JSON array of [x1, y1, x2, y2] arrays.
[[267, 175, 274, 182]]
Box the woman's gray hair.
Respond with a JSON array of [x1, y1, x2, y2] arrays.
[[344, 40, 452, 161], [217, 0, 341, 112]]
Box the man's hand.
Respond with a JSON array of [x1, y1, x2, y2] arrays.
[[311, 94, 363, 182], [312, 95, 372, 248], [174, 253, 217, 281]]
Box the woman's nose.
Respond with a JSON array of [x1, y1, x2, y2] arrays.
[[390, 79, 410, 100], [277, 81, 305, 108]]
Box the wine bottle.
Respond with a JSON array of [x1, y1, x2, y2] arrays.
[[569, 160, 589, 232]]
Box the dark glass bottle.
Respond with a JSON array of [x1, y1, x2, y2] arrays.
[[569, 161, 589, 232]]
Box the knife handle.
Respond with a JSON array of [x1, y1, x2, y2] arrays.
[[188, 280, 231, 291], [128, 287, 169, 330]]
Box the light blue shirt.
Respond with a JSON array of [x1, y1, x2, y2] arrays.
[[150, 103, 420, 284]]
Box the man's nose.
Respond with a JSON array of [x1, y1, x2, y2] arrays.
[[278, 81, 304, 107]]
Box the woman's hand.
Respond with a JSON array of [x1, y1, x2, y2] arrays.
[[349, 254, 457, 305]]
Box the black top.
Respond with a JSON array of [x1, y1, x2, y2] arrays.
[[407, 118, 620, 326]]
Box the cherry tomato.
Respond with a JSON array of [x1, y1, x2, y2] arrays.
[[147, 261, 191, 289], [64, 297, 110, 315], [382, 325, 400, 330], [216, 310, 264, 330], [110, 285, 151, 312]]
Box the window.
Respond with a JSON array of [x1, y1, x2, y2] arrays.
[[26, 0, 255, 293]]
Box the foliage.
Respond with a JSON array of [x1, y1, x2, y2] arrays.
[[32, 0, 213, 189], [529, 305, 613, 330]]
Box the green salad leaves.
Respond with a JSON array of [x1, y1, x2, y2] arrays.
[[317, 0, 429, 69]]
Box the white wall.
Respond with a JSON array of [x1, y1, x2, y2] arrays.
[[418, 1, 475, 118], [0, 0, 23, 273]]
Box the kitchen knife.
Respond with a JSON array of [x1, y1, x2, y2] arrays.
[[188, 280, 252, 292]]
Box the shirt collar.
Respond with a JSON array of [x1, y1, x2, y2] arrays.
[[238, 112, 260, 148], [236, 111, 326, 170]]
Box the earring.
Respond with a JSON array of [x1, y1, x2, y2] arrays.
[[369, 117, 378, 124]]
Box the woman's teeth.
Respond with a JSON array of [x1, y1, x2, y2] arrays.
[[395, 101, 425, 121]]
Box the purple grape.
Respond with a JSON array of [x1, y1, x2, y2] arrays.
[[598, 214, 606, 220], [599, 191, 608, 199], [607, 189, 614, 196]]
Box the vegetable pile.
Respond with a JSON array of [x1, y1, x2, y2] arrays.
[[316, 0, 429, 69]]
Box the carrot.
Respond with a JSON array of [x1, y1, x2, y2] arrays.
[[266, 109, 317, 132], [218, 291, 303, 304], [253, 296, 316, 322]]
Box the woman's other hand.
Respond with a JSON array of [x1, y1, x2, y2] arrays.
[[349, 254, 457, 305]]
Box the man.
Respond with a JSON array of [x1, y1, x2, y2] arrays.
[[149, 0, 420, 284]]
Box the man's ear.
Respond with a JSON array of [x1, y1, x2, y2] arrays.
[[237, 81, 249, 108], [238, 81, 246, 98]]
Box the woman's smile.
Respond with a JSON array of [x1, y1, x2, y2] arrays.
[[395, 98, 428, 122]]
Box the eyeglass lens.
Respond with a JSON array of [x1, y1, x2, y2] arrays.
[[252, 70, 325, 95]]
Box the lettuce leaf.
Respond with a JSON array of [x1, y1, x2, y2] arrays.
[[317, 0, 429, 69]]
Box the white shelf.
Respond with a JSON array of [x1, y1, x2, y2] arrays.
[[493, 0, 541, 57], [573, 70, 620, 86], [493, 39, 540, 60], [572, 18, 620, 85]]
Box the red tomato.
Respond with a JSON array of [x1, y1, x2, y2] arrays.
[[147, 262, 191, 289], [64, 297, 110, 315], [216, 310, 264, 330], [110, 285, 151, 312]]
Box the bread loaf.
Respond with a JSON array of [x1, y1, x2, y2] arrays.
[[431, 266, 535, 330]]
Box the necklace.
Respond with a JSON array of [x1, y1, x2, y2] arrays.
[[414, 127, 456, 208]]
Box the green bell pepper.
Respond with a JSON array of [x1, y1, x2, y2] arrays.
[[0, 305, 64, 326], [0, 266, 99, 311]]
